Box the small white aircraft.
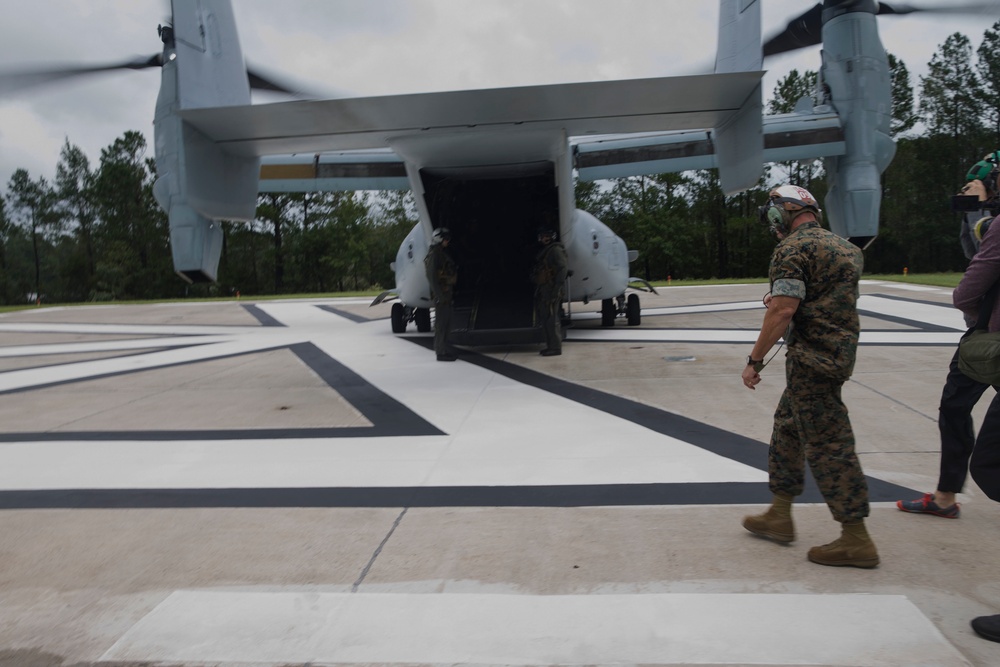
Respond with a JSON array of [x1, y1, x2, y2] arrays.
[[5, 0, 992, 345]]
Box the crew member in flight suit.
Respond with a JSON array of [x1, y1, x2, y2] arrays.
[[425, 227, 459, 361], [531, 227, 569, 357]]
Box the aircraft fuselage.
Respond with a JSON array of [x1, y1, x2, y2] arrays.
[[387, 128, 632, 343]]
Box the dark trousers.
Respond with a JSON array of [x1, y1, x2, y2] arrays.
[[535, 293, 562, 352], [433, 301, 453, 356], [937, 347, 997, 494]]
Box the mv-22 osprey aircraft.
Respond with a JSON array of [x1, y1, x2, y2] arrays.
[[5, 1, 991, 345]]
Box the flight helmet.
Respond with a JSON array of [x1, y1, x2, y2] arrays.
[[537, 227, 557, 242], [759, 185, 822, 237], [430, 227, 451, 245]]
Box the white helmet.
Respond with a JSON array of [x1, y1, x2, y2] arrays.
[[760, 185, 822, 236], [430, 227, 451, 245]]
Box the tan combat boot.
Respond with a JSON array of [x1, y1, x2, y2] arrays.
[[742, 493, 795, 543], [807, 520, 879, 568]]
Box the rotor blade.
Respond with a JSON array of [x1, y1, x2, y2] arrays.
[[763, 1, 999, 59], [877, 1, 999, 15], [246, 64, 333, 99], [0, 55, 162, 95], [246, 67, 304, 96], [762, 3, 823, 58]]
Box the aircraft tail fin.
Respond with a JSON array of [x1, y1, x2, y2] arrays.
[[154, 0, 259, 283], [713, 0, 763, 194], [171, 0, 252, 110]]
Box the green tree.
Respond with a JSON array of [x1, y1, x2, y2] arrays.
[[767, 69, 823, 185], [888, 53, 918, 137], [55, 139, 97, 299], [977, 21, 1000, 146], [0, 197, 10, 304], [256, 193, 292, 293], [920, 33, 982, 145], [367, 190, 418, 290], [767, 68, 817, 114], [89, 131, 172, 300], [6, 169, 61, 303]]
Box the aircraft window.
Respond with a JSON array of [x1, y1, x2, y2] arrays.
[[592, 232, 599, 253]]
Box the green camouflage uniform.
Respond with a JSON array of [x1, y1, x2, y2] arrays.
[[767, 221, 869, 523], [424, 243, 458, 356], [531, 241, 569, 352]]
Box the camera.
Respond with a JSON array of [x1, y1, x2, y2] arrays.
[[951, 190, 1000, 216]]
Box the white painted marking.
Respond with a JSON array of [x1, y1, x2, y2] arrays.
[[0, 335, 234, 357], [569, 328, 962, 345], [101, 591, 970, 666], [860, 281, 944, 292], [0, 294, 966, 493], [860, 294, 966, 330], [572, 300, 765, 321]]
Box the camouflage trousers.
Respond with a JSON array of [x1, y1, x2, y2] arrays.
[[768, 360, 870, 522]]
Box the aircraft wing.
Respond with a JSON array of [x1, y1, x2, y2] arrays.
[[573, 110, 845, 182], [255, 109, 845, 193], [180, 72, 763, 157], [259, 150, 408, 193]]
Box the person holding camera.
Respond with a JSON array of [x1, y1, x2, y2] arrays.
[[897, 154, 1000, 520], [741, 185, 878, 568]]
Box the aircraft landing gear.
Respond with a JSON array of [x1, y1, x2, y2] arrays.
[[626, 293, 641, 326], [391, 303, 432, 334], [415, 307, 431, 332], [600, 294, 641, 327], [601, 298, 616, 327], [391, 302, 408, 333]]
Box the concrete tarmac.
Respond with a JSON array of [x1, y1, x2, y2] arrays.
[[0, 281, 997, 666]]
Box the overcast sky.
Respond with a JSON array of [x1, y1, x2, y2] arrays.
[[1, 0, 998, 191]]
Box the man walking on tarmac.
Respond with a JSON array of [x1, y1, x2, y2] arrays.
[[741, 185, 878, 568], [531, 227, 569, 357], [425, 227, 459, 362]]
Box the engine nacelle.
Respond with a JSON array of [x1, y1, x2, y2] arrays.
[[152, 0, 260, 283], [819, 7, 896, 248]]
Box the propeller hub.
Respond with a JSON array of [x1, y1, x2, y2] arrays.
[[158, 24, 175, 48]]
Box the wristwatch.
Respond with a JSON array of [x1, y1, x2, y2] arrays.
[[747, 355, 765, 372]]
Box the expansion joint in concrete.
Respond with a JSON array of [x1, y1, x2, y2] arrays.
[[352, 506, 408, 592]]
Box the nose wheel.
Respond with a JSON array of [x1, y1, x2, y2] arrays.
[[391, 303, 433, 333], [601, 294, 641, 327]]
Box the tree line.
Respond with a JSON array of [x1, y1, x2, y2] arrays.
[[2, 24, 998, 305]]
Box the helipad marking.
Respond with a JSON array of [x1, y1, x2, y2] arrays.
[[101, 591, 969, 666]]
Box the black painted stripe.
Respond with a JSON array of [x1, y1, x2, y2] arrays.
[[316, 305, 371, 324], [0, 477, 914, 509], [0, 342, 444, 440], [242, 304, 286, 327]]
